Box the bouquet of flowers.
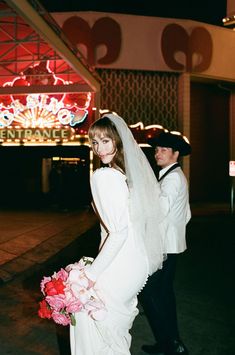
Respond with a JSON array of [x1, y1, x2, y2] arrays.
[[38, 256, 106, 326]]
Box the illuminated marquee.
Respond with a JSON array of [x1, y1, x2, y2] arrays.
[[0, 127, 74, 143], [0, 93, 91, 128], [0, 61, 92, 129]]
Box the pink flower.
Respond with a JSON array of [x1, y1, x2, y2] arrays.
[[52, 311, 71, 326], [46, 294, 66, 312], [38, 256, 106, 327], [68, 269, 89, 291], [65, 261, 81, 273], [66, 299, 83, 313], [55, 268, 68, 282], [40, 276, 51, 295]]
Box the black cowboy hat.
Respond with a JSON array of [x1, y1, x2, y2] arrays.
[[148, 131, 192, 156]]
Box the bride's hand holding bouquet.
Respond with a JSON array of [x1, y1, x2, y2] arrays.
[[38, 257, 106, 326]]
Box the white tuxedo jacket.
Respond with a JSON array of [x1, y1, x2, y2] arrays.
[[159, 165, 191, 254]]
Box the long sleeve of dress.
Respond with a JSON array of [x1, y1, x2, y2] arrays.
[[85, 168, 129, 282]]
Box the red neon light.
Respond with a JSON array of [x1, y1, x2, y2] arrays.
[[0, 61, 91, 128]]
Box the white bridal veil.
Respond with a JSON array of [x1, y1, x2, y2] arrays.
[[106, 113, 165, 275]]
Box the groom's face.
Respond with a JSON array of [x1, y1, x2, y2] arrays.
[[155, 146, 179, 168]]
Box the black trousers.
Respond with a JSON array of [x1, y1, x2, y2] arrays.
[[138, 254, 179, 345]]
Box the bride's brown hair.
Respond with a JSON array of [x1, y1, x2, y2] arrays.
[[88, 116, 125, 173]]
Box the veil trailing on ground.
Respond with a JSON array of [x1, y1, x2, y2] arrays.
[[106, 113, 165, 275]]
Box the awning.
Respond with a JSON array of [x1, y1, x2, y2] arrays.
[[1, 0, 101, 93]]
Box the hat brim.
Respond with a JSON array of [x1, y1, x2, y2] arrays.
[[147, 135, 191, 156]]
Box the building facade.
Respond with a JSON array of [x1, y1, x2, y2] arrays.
[[53, 11, 235, 204]]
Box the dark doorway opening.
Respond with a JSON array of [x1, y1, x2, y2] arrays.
[[190, 82, 230, 203], [0, 145, 91, 209]]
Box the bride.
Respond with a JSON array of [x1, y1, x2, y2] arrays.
[[70, 113, 165, 354]]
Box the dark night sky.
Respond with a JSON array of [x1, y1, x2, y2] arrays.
[[40, 0, 227, 27]]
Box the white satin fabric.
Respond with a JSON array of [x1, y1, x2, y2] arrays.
[[70, 168, 149, 355]]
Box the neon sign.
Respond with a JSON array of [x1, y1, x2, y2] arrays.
[[0, 127, 74, 142], [0, 61, 92, 128]]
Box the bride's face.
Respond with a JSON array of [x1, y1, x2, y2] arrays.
[[91, 134, 116, 165]]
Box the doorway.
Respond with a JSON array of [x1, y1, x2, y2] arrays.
[[0, 145, 91, 209], [190, 82, 230, 203]]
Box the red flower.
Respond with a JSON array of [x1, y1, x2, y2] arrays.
[[38, 300, 52, 319], [44, 278, 65, 296], [38, 257, 106, 327]]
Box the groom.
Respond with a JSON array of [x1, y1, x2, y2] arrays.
[[139, 131, 191, 355]]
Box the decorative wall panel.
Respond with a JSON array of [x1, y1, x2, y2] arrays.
[[97, 69, 179, 130]]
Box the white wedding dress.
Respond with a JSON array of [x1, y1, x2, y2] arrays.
[[70, 167, 149, 354]]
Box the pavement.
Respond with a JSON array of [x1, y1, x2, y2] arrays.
[[0, 202, 231, 284], [0, 202, 234, 355], [0, 207, 98, 283]]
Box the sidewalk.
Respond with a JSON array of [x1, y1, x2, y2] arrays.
[[0, 202, 231, 284], [0, 207, 98, 283], [0, 207, 234, 355]]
